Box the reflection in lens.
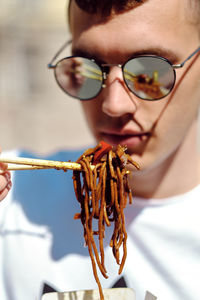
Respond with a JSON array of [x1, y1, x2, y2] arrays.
[[55, 57, 103, 100], [123, 56, 175, 100]]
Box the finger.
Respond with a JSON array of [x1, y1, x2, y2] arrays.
[[0, 170, 12, 202], [0, 171, 11, 191], [0, 185, 12, 202], [0, 162, 8, 172]]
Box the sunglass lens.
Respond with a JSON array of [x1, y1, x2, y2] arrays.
[[54, 57, 103, 100], [123, 56, 175, 100]]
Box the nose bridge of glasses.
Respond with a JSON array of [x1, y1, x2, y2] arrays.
[[101, 63, 123, 81]]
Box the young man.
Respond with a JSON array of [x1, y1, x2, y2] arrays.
[[68, 0, 200, 199], [1, 0, 200, 299]]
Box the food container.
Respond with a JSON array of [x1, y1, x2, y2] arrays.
[[41, 287, 136, 300]]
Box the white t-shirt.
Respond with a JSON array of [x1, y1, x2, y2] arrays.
[[0, 149, 200, 300]]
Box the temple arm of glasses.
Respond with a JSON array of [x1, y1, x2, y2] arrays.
[[48, 40, 72, 67], [172, 46, 200, 69]]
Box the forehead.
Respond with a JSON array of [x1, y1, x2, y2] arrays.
[[70, 0, 199, 62]]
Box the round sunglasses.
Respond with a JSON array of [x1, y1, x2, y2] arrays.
[[48, 41, 200, 101]]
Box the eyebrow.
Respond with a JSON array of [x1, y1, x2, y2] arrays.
[[72, 46, 180, 64], [72, 48, 105, 63], [131, 47, 180, 64]]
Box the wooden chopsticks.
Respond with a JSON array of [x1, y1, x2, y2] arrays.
[[0, 157, 86, 171]]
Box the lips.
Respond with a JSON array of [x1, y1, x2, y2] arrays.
[[100, 130, 150, 148]]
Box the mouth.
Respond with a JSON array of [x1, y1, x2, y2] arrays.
[[100, 131, 150, 148]]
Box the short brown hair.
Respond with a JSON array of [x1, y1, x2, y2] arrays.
[[70, 0, 146, 16], [68, 0, 200, 32]]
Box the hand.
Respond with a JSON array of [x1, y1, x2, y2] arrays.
[[0, 162, 12, 202]]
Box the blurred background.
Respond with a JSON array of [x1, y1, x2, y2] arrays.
[[1, 0, 200, 157], [0, 0, 95, 155]]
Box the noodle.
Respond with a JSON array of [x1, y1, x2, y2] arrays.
[[72, 141, 139, 300]]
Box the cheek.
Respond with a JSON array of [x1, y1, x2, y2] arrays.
[[174, 55, 200, 113], [81, 101, 99, 129], [161, 56, 200, 132], [157, 87, 199, 142], [144, 61, 200, 159]]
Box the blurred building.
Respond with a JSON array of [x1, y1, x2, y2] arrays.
[[0, 0, 94, 155]]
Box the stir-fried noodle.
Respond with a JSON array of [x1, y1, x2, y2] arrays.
[[72, 141, 139, 300]]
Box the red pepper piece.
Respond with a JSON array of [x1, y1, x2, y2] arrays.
[[93, 141, 112, 164]]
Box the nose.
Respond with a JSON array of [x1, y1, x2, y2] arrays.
[[101, 66, 139, 117]]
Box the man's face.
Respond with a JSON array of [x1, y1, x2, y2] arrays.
[[70, 0, 200, 172]]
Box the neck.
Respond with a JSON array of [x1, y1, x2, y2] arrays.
[[130, 120, 200, 199]]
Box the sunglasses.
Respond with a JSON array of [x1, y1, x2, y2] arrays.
[[48, 40, 200, 101]]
